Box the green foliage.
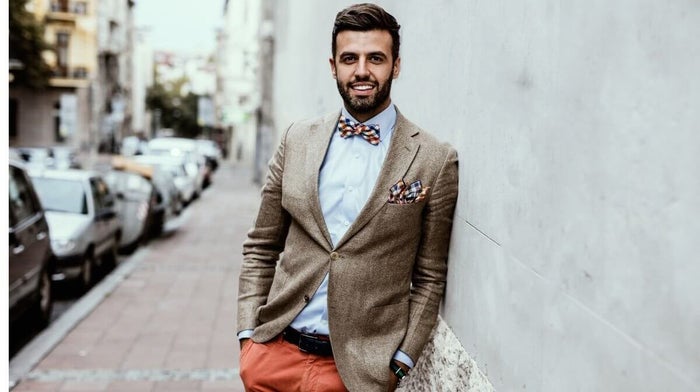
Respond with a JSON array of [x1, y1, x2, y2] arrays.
[[9, 0, 53, 89], [145, 77, 201, 138]]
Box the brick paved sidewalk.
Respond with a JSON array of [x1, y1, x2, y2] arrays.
[[12, 163, 260, 391]]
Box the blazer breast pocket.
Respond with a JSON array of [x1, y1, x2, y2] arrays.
[[380, 200, 425, 234]]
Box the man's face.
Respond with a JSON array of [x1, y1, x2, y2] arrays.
[[330, 29, 401, 122]]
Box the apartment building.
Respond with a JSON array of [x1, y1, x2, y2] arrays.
[[95, 0, 135, 152], [9, 0, 98, 149], [9, 0, 136, 153]]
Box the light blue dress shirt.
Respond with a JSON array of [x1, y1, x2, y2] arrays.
[[241, 103, 414, 367]]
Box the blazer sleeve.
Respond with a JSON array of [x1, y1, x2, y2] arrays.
[[237, 125, 293, 333], [400, 146, 459, 362]]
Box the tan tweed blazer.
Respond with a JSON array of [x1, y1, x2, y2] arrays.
[[238, 108, 459, 391]]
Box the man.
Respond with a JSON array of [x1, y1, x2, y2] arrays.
[[237, 3, 458, 391]]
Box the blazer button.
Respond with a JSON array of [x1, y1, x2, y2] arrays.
[[303, 295, 310, 303], [330, 252, 339, 261]]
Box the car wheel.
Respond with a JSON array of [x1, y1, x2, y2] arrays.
[[151, 215, 164, 238], [32, 267, 53, 328], [78, 252, 95, 292], [119, 240, 139, 255]]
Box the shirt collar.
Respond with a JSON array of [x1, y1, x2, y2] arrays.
[[340, 103, 397, 142]]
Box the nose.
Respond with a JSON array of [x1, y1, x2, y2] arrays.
[[354, 58, 370, 78]]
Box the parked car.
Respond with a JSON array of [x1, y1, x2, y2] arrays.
[[102, 170, 158, 254], [29, 169, 122, 291], [148, 168, 184, 236], [111, 156, 182, 238], [17, 147, 54, 169], [49, 146, 82, 169], [147, 137, 208, 196], [120, 136, 148, 157], [196, 139, 222, 187], [133, 154, 198, 205], [9, 160, 54, 327]]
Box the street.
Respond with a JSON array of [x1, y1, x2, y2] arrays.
[[10, 162, 259, 391]]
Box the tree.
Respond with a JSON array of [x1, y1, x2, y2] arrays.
[[145, 77, 201, 138], [9, 0, 53, 89]]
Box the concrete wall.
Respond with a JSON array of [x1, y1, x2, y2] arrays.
[[271, 1, 700, 390]]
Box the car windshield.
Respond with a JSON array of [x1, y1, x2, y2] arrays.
[[31, 177, 87, 214]]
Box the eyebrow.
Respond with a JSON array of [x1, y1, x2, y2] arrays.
[[339, 51, 388, 58]]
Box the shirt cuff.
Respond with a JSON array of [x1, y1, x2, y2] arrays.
[[237, 329, 254, 340], [392, 350, 415, 369]]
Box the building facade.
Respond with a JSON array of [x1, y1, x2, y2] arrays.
[[94, 0, 135, 152], [10, 0, 98, 149], [9, 0, 136, 154], [216, 0, 262, 164]]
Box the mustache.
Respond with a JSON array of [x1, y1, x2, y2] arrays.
[[348, 76, 376, 84]]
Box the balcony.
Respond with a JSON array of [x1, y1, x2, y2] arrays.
[[49, 66, 90, 88], [46, 1, 88, 23]]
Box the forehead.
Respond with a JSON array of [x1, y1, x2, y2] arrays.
[[335, 29, 393, 55]]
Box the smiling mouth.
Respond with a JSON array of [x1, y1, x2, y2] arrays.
[[350, 83, 375, 94]]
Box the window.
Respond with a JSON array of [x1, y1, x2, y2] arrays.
[[31, 177, 87, 215], [72, 1, 87, 14], [55, 32, 70, 77], [53, 101, 63, 142], [90, 178, 113, 210], [9, 166, 39, 227]]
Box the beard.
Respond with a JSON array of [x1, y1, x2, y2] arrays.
[[336, 75, 393, 116]]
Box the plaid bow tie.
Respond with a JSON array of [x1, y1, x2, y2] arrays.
[[337, 115, 381, 145]]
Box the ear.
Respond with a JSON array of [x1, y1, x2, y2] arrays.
[[392, 57, 401, 79], [329, 57, 337, 79]]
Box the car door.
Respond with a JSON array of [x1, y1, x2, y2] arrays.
[[9, 165, 51, 308], [89, 177, 118, 256]]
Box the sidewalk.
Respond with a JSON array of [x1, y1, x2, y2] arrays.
[[10, 162, 261, 391]]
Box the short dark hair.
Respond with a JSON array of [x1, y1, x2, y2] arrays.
[[332, 3, 401, 61]]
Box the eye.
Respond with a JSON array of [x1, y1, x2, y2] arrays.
[[369, 55, 385, 63], [341, 55, 357, 64]]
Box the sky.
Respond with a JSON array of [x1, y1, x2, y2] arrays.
[[134, 0, 224, 55]]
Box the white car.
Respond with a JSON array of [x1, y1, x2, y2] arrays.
[[29, 169, 122, 291], [133, 154, 198, 205], [148, 137, 208, 197]]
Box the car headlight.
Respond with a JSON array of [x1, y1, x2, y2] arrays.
[[52, 239, 76, 252]]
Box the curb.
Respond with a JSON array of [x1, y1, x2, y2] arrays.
[[8, 247, 150, 390]]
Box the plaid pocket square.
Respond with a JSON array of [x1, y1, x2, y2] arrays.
[[388, 179, 430, 204]]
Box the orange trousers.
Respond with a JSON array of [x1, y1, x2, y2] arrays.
[[240, 335, 348, 392]]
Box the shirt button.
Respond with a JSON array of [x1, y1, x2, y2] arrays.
[[354, 154, 360, 159], [330, 252, 339, 261], [343, 220, 350, 226], [348, 186, 354, 192]]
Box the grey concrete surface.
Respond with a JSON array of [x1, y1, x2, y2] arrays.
[[269, 1, 700, 390]]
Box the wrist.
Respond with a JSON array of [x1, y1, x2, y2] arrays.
[[390, 360, 408, 381]]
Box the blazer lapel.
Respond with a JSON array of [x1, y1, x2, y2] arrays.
[[334, 111, 420, 250], [305, 111, 341, 249]]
